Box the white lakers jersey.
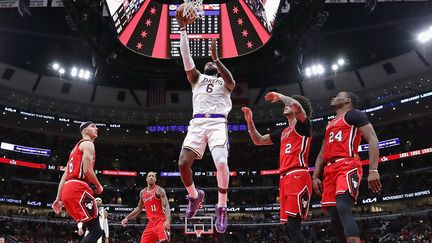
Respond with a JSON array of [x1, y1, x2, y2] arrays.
[[192, 74, 232, 117], [98, 206, 105, 228]]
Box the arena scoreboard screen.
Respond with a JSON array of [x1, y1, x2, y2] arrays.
[[105, 0, 281, 59]]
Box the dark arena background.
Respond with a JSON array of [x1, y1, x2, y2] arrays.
[[1, 0, 432, 242]]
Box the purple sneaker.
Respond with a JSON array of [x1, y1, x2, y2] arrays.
[[185, 189, 205, 219], [215, 205, 228, 233]]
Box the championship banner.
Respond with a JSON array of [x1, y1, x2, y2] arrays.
[[0, 0, 47, 8], [51, 0, 63, 7], [231, 79, 250, 105]]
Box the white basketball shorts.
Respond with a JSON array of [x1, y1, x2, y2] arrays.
[[182, 118, 228, 159]]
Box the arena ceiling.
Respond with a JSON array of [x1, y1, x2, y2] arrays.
[[0, 0, 431, 90]]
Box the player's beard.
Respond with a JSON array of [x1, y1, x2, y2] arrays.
[[204, 66, 218, 76]]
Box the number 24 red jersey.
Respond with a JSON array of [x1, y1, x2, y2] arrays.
[[323, 111, 364, 161]]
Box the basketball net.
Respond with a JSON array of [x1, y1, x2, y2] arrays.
[[195, 229, 204, 238], [183, 0, 204, 19]]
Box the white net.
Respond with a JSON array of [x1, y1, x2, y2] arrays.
[[183, 0, 204, 19], [195, 229, 204, 237], [194, 224, 205, 238]]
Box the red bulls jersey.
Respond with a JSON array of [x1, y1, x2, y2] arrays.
[[65, 139, 94, 183], [271, 119, 312, 173], [323, 110, 369, 161], [143, 186, 166, 221]]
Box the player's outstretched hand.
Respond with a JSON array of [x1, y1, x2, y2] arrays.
[[210, 39, 218, 61], [52, 198, 63, 214], [312, 178, 323, 197], [367, 171, 382, 193], [121, 218, 128, 227], [175, 7, 186, 29], [95, 184, 103, 194], [241, 107, 253, 122], [78, 228, 84, 236], [264, 92, 281, 103]]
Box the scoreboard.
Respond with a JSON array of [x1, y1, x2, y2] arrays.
[[107, 0, 144, 35], [169, 4, 220, 58], [105, 0, 279, 59]]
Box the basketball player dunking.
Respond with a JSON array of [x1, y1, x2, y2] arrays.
[[176, 8, 235, 233], [243, 92, 313, 242], [312, 91, 382, 243], [52, 121, 104, 243], [121, 172, 171, 243]]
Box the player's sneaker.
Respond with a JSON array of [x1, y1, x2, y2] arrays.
[[185, 189, 205, 219], [215, 205, 228, 233]]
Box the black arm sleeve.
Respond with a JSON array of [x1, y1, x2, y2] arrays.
[[269, 128, 283, 146], [295, 118, 312, 137], [345, 109, 370, 127]]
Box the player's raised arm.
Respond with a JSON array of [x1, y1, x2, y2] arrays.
[[157, 187, 171, 230], [176, 8, 200, 85], [210, 39, 235, 92], [265, 92, 308, 123], [121, 190, 144, 226], [80, 141, 103, 194], [242, 107, 273, 146]]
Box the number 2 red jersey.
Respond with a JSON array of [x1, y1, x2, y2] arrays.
[[323, 110, 369, 161], [65, 139, 94, 183], [143, 186, 166, 221], [279, 124, 311, 172], [270, 119, 312, 173]]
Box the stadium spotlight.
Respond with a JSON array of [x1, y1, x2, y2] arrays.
[[78, 69, 85, 79], [332, 64, 338, 71], [59, 68, 65, 75], [305, 67, 312, 77], [417, 26, 432, 43], [52, 63, 60, 70], [84, 70, 91, 80], [71, 67, 78, 77], [311, 65, 318, 75], [304, 64, 325, 78], [337, 58, 345, 66], [317, 64, 325, 74]]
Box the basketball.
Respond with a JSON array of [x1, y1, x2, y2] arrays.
[[177, 3, 197, 25]]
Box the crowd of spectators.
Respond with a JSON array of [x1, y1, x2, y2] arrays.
[[1, 100, 432, 242], [1, 212, 431, 242], [0, 159, 432, 207], [1, 113, 431, 173]]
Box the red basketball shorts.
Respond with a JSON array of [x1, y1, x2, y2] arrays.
[[321, 158, 363, 208], [61, 179, 97, 223], [141, 217, 169, 243], [279, 169, 312, 222]]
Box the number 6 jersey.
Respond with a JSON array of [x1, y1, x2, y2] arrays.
[[323, 109, 370, 161], [192, 74, 232, 117], [65, 139, 94, 183]]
